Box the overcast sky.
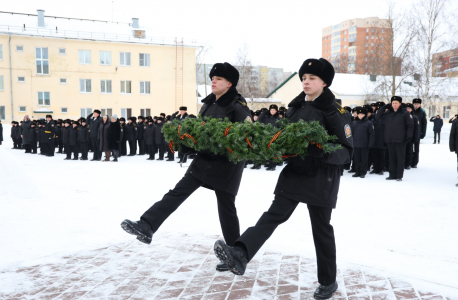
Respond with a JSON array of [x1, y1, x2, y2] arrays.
[[3, 0, 416, 72]]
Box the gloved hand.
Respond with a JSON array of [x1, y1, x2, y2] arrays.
[[307, 144, 325, 158]]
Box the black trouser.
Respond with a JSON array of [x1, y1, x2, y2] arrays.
[[148, 144, 155, 159], [80, 142, 88, 159], [141, 174, 240, 247], [405, 141, 414, 168], [45, 141, 54, 156], [267, 160, 276, 170], [120, 140, 127, 156], [235, 195, 336, 286], [138, 139, 145, 155], [24, 143, 31, 153], [179, 152, 188, 163], [31, 143, 37, 154], [368, 148, 374, 170], [157, 143, 165, 159], [353, 147, 369, 175], [57, 141, 63, 153], [18, 138, 23, 148], [91, 138, 101, 160], [128, 139, 136, 155], [387, 142, 406, 179], [412, 141, 420, 167], [13, 138, 21, 149], [66, 145, 78, 159], [372, 148, 386, 173], [167, 145, 175, 160], [434, 131, 441, 143]]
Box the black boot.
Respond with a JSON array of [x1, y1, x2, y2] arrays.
[[120, 219, 153, 244], [313, 282, 338, 299], [216, 262, 230, 272], [214, 240, 248, 275]]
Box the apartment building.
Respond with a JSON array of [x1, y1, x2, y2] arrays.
[[432, 48, 458, 77], [0, 10, 200, 123], [322, 17, 395, 75]]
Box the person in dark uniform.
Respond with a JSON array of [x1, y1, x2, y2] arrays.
[[213, 58, 353, 299], [449, 117, 458, 187], [153, 117, 166, 160], [88, 110, 102, 161], [145, 117, 156, 160], [429, 115, 443, 144], [43, 115, 55, 157], [137, 116, 146, 155], [370, 105, 386, 175], [78, 118, 90, 160], [11, 122, 21, 149], [61, 120, 70, 155], [411, 98, 427, 168], [55, 121, 63, 153], [121, 62, 251, 272], [173, 107, 189, 164], [119, 117, 127, 156], [165, 116, 175, 161], [258, 104, 281, 171], [125, 117, 138, 156], [351, 106, 374, 178], [28, 121, 38, 154], [38, 120, 46, 155], [405, 104, 420, 169], [375, 97, 413, 181], [65, 121, 79, 160], [449, 114, 458, 124]]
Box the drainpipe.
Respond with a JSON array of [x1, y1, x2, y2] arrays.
[[8, 33, 14, 122]]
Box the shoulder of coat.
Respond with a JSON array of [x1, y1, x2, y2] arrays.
[[334, 102, 346, 115]]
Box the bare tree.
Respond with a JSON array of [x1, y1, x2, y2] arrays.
[[234, 44, 262, 109], [412, 0, 458, 109]]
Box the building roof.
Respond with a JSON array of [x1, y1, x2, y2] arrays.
[[265, 72, 297, 98], [0, 11, 200, 47]]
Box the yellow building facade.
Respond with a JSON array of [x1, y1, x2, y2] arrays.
[[0, 12, 199, 123]]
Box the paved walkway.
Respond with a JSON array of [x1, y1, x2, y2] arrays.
[[1, 234, 456, 300]]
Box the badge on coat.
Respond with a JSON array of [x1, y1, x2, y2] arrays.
[[246, 116, 252, 122], [344, 124, 352, 138]]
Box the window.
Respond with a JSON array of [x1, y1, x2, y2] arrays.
[[38, 92, 50, 106], [16, 45, 23, 51], [139, 53, 150, 67], [59, 48, 66, 55], [79, 50, 91, 64], [0, 45, 3, 60], [382, 29, 385, 33], [349, 48, 356, 54], [372, 28, 375, 32], [349, 26, 357, 32], [0, 75, 3, 90], [366, 36, 369, 40], [366, 50, 369, 54], [365, 58, 368, 61], [381, 51, 384, 55], [332, 32, 341, 37], [332, 38, 341, 45], [140, 108, 151, 117], [348, 63, 356, 68], [100, 51, 111, 65], [121, 108, 132, 119], [36, 47, 49, 75], [18, 76, 25, 82], [100, 80, 112, 94], [61, 107, 68, 113], [343, 38, 347, 42], [79, 79, 92, 93], [80, 108, 93, 118], [343, 45, 347, 49], [371, 43, 374, 47], [371, 35, 374, 39], [344, 30, 347, 34], [121, 81, 132, 94], [60, 78, 67, 84], [382, 36, 384, 40], [19, 106, 26, 112], [371, 50, 374, 54], [331, 46, 341, 51], [349, 55, 356, 61], [366, 28, 369, 32], [366, 43, 369, 47], [101, 108, 113, 117], [120, 52, 131, 66], [443, 106, 451, 118], [0, 106, 5, 120], [140, 81, 150, 94], [429, 106, 436, 117]]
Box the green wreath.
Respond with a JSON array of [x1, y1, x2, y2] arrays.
[[162, 116, 341, 164]]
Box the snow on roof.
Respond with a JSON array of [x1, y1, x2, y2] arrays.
[[444, 67, 458, 73], [331, 73, 458, 97], [0, 11, 200, 47], [34, 108, 53, 113]]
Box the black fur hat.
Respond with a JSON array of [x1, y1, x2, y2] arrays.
[[156, 117, 164, 122], [344, 106, 351, 113], [254, 110, 261, 116], [147, 117, 154, 123], [189, 114, 197, 118], [269, 104, 278, 111], [391, 96, 402, 103], [128, 117, 136, 122], [209, 62, 239, 87], [261, 108, 268, 112], [46, 114, 52, 119], [80, 118, 87, 123], [352, 107, 358, 113], [376, 101, 386, 107], [138, 116, 144, 120], [355, 106, 368, 115], [72, 121, 79, 126], [363, 104, 372, 112], [298, 58, 335, 87], [93, 109, 101, 114], [166, 115, 171, 122], [120, 117, 126, 122], [179, 106, 187, 111], [413, 98, 422, 104], [405, 103, 414, 110], [160, 113, 166, 117]]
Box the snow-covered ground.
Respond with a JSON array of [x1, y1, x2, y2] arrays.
[[1, 123, 457, 292]]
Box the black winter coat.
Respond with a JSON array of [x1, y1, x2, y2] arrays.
[[413, 107, 427, 139], [120, 123, 125, 142], [124, 123, 137, 141], [78, 125, 90, 143], [108, 120, 121, 150], [27, 127, 38, 144], [430, 117, 443, 132], [145, 124, 155, 145], [98, 120, 111, 151], [43, 120, 55, 143], [273, 88, 353, 208], [11, 126, 21, 139], [371, 118, 386, 149], [411, 114, 420, 143], [137, 122, 145, 140], [69, 126, 79, 146], [258, 110, 281, 128], [375, 104, 413, 144], [55, 126, 62, 141], [450, 119, 458, 154], [351, 117, 374, 148], [62, 127, 70, 144], [21, 120, 32, 144], [186, 87, 251, 196], [38, 127, 45, 143], [88, 116, 101, 139], [154, 122, 165, 145]]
